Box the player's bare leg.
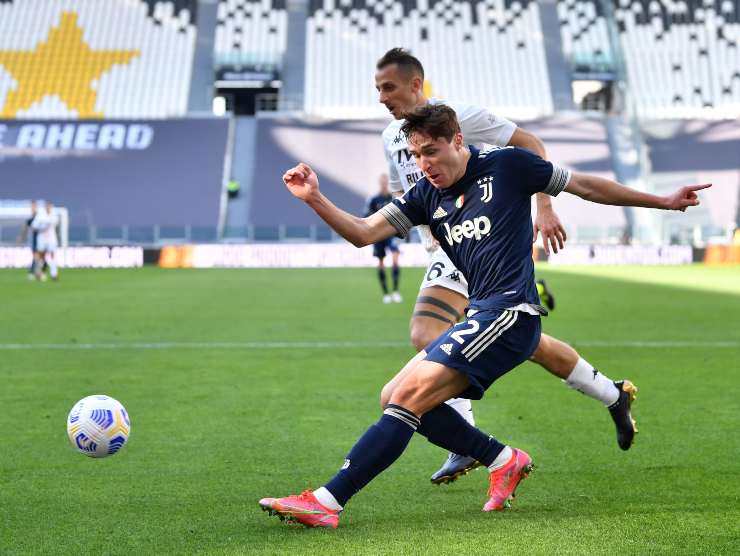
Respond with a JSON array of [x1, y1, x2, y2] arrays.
[[531, 333, 638, 450], [390, 249, 402, 302], [386, 360, 533, 511], [408, 286, 483, 483], [45, 252, 59, 281], [409, 286, 465, 349], [260, 353, 534, 527], [426, 331, 638, 487], [33, 251, 46, 281], [376, 256, 392, 303]]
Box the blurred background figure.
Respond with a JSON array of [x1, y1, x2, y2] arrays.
[[365, 174, 402, 303], [31, 201, 59, 281], [16, 200, 39, 280], [227, 179, 240, 199]]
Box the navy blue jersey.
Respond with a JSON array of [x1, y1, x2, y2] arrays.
[[380, 146, 570, 313], [365, 193, 393, 217], [26, 216, 38, 249]]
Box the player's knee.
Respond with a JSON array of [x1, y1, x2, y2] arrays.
[[388, 380, 421, 412], [379, 381, 395, 408]]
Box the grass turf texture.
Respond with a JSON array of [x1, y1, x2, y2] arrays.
[[0, 265, 738, 555]]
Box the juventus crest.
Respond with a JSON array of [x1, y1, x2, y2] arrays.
[[478, 176, 494, 203]]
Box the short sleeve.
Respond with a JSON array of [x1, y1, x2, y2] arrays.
[[456, 104, 517, 147], [378, 183, 428, 238], [503, 148, 571, 196]]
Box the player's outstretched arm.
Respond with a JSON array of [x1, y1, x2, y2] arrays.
[[282, 163, 398, 247], [565, 173, 711, 211]]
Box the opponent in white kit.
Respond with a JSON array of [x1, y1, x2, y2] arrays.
[[376, 48, 638, 483], [31, 201, 60, 281]]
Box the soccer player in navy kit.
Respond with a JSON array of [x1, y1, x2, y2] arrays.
[[18, 200, 39, 279], [260, 104, 709, 527], [365, 174, 402, 303], [375, 49, 641, 483]]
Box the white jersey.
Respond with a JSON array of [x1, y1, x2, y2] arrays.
[[31, 211, 58, 249], [382, 99, 517, 194]]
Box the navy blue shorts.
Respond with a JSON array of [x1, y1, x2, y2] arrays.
[[424, 309, 541, 400], [373, 237, 399, 259]]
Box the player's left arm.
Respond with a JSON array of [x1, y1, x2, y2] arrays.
[[565, 173, 711, 211]]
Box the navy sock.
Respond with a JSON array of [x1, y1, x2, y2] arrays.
[[416, 403, 505, 466], [391, 265, 400, 291], [377, 268, 388, 294], [324, 404, 419, 506]]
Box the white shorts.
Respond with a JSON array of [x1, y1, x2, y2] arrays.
[[36, 238, 57, 252], [419, 248, 469, 298]]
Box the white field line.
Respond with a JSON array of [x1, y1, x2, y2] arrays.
[[0, 340, 737, 350]]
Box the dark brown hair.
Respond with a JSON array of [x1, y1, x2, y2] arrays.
[[376, 48, 424, 81], [400, 104, 461, 142]]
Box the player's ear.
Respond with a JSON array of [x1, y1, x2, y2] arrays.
[[453, 133, 464, 149], [410, 75, 423, 93]]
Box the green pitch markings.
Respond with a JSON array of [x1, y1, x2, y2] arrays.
[[0, 266, 738, 554]]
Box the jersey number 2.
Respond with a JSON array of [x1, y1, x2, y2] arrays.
[[450, 320, 480, 344]]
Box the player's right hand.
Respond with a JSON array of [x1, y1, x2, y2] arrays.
[[418, 225, 439, 254], [283, 163, 320, 202], [663, 183, 711, 211]]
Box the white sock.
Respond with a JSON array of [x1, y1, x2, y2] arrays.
[[445, 397, 475, 426], [313, 487, 342, 511], [488, 445, 513, 471], [565, 357, 620, 406], [47, 258, 58, 279]]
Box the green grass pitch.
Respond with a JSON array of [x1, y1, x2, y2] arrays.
[[1, 265, 738, 554]]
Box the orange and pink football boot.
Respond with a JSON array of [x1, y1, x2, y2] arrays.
[[483, 448, 534, 512], [259, 490, 340, 528]]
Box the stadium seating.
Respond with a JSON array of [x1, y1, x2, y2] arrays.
[[0, 0, 196, 118], [557, 0, 740, 118], [214, 0, 288, 68], [557, 0, 614, 73], [305, 0, 554, 119], [615, 0, 740, 118]]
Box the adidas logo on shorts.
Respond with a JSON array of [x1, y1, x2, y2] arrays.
[[440, 343, 453, 355], [432, 206, 448, 219]]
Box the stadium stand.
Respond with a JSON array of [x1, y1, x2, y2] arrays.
[[0, 0, 197, 118], [304, 0, 554, 119], [557, 0, 740, 118], [214, 0, 288, 68], [557, 0, 614, 73], [614, 0, 740, 118]]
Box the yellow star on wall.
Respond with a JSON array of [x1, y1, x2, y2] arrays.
[[0, 12, 139, 118]]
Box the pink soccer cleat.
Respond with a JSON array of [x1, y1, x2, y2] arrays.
[[259, 490, 340, 528], [483, 448, 534, 512]]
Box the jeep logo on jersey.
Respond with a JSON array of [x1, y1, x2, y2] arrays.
[[442, 216, 492, 245]]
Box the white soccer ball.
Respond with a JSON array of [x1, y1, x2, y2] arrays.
[[66, 395, 131, 458]]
